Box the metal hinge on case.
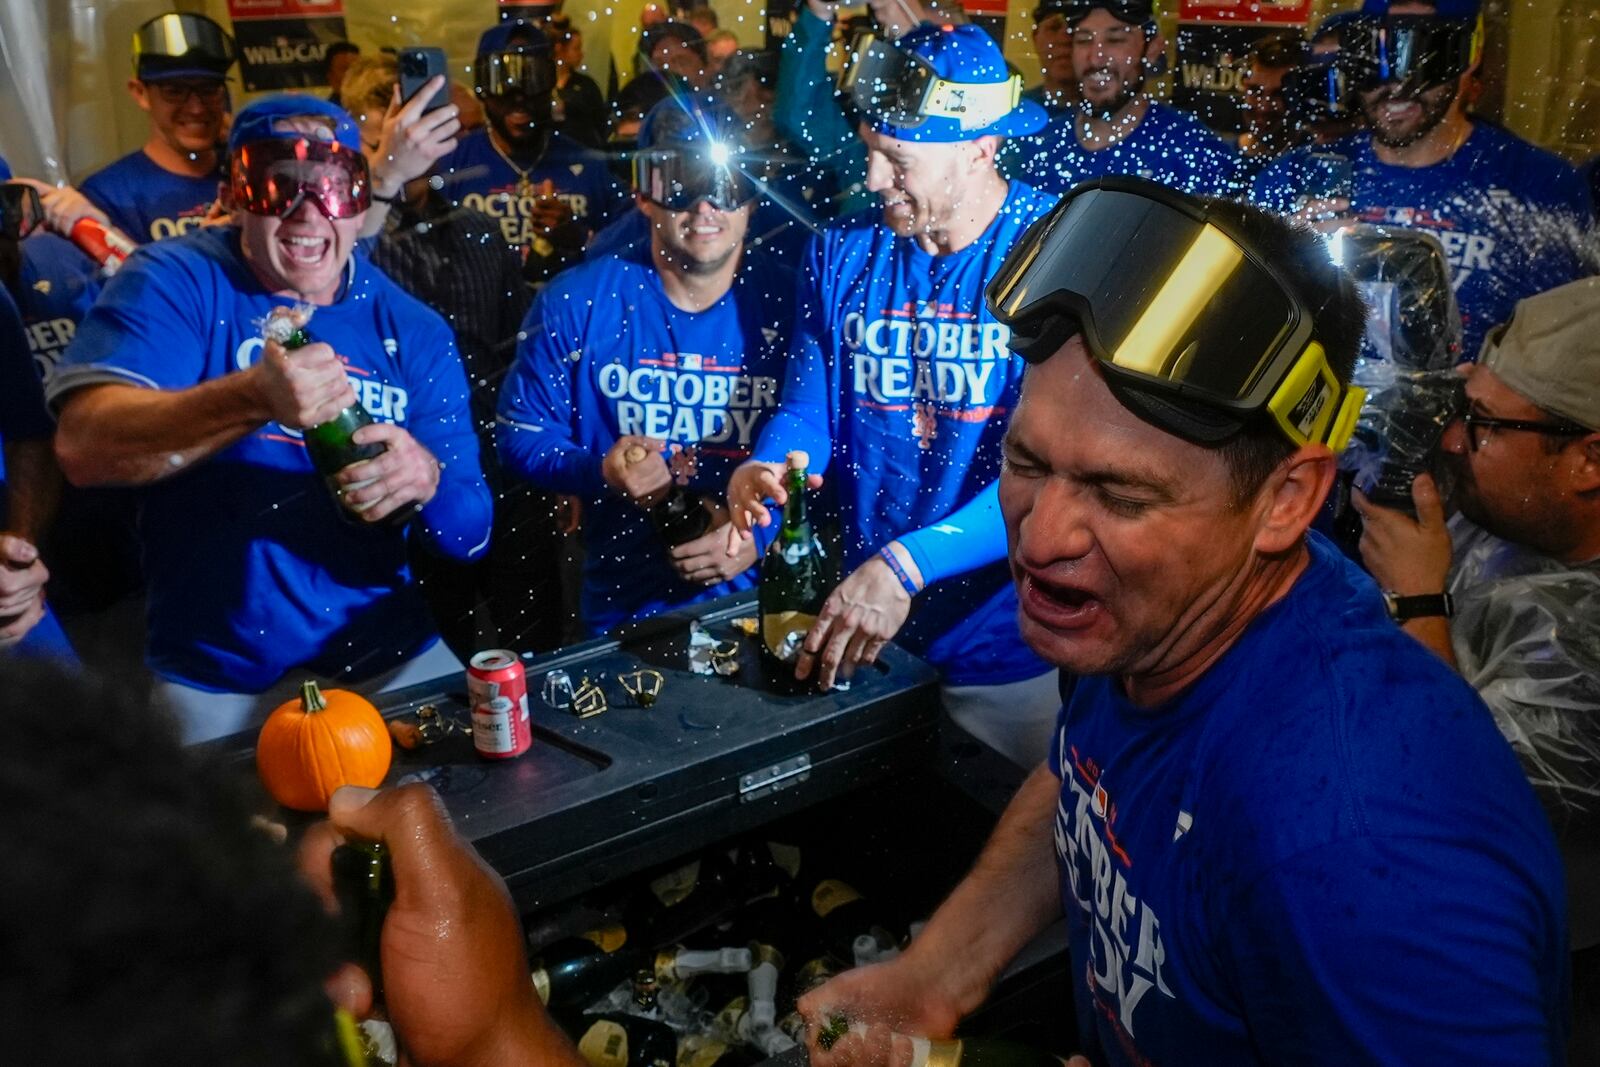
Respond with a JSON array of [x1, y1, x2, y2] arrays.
[[738, 754, 812, 803]]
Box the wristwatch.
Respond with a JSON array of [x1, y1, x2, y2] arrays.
[[1383, 591, 1455, 622]]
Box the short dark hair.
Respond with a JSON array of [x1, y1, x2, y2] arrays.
[[324, 40, 360, 74], [1202, 197, 1367, 502], [1246, 30, 1307, 72], [0, 658, 345, 1066]]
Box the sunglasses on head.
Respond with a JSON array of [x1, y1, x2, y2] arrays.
[[230, 138, 371, 220], [0, 182, 44, 241]]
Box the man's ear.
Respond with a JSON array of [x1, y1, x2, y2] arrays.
[[1253, 444, 1337, 556], [1570, 432, 1600, 495], [969, 134, 1003, 172], [128, 78, 152, 114], [1143, 30, 1168, 73]]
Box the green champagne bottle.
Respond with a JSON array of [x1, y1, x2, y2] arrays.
[[330, 841, 394, 1004], [758, 451, 829, 692], [268, 312, 415, 526]]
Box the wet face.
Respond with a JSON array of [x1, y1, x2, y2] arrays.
[[642, 196, 751, 275], [238, 187, 364, 305], [133, 77, 229, 156], [1440, 365, 1584, 550], [1033, 13, 1075, 85], [1071, 9, 1155, 120], [860, 126, 971, 239], [1358, 77, 1458, 148], [999, 340, 1267, 678]]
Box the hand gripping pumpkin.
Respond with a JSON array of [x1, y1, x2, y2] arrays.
[[257, 681, 392, 811]]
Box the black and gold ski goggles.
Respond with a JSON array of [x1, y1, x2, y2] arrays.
[[986, 176, 1363, 451]]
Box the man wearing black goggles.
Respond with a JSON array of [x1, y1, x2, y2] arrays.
[[76, 12, 236, 245], [809, 177, 1569, 1067], [496, 98, 796, 635], [1248, 0, 1592, 364]]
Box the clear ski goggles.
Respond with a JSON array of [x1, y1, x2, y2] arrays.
[[132, 13, 236, 78], [230, 138, 371, 220], [633, 146, 763, 212], [475, 50, 557, 100], [847, 37, 1022, 131], [1337, 15, 1482, 94], [0, 182, 44, 241], [986, 177, 1364, 450]]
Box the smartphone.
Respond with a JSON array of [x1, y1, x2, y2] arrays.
[[398, 47, 449, 112]]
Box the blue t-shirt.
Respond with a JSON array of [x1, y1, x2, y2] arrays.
[[1050, 533, 1567, 1066], [434, 128, 629, 254], [16, 233, 103, 385], [0, 286, 74, 661], [50, 227, 492, 693], [1003, 102, 1241, 198], [497, 245, 797, 634], [751, 184, 1058, 686], [1252, 125, 1595, 359], [80, 150, 223, 244]]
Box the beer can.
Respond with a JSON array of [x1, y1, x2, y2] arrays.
[[467, 650, 532, 759]]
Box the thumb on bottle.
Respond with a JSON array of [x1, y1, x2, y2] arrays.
[[1412, 473, 1444, 527]]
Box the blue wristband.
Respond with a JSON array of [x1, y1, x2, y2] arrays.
[[878, 546, 920, 597]]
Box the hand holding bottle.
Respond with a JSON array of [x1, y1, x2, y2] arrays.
[[298, 784, 583, 1067], [723, 458, 824, 552], [252, 333, 359, 430], [11, 178, 109, 235], [602, 436, 673, 506], [796, 954, 964, 1067], [796, 544, 921, 689], [331, 424, 443, 522]]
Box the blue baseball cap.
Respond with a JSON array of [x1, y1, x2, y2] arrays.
[[860, 24, 1047, 143], [1359, 0, 1480, 17], [476, 18, 551, 56], [228, 94, 362, 155]]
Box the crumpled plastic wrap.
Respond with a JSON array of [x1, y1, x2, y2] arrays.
[[1449, 518, 1600, 815], [1326, 224, 1464, 511]]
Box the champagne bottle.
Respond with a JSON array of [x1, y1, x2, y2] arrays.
[[574, 1013, 677, 1067], [758, 450, 828, 691], [331, 841, 394, 1004], [621, 443, 714, 547], [906, 1037, 1066, 1067], [650, 485, 714, 547], [265, 310, 407, 525], [799, 874, 906, 970], [531, 926, 751, 1015]]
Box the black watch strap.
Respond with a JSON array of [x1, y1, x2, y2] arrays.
[[371, 188, 403, 205], [1384, 591, 1455, 622]]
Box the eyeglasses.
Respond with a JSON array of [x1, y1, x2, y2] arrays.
[[1460, 408, 1589, 452], [230, 138, 371, 220], [147, 80, 228, 106]]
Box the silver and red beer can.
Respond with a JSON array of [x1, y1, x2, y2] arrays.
[[467, 650, 532, 759]]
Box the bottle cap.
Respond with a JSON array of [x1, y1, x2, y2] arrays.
[[785, 450, 810, 471]]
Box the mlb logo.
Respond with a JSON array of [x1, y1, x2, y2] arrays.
[[1092, 782, 1108, 819], [681, 353, 703, 371]]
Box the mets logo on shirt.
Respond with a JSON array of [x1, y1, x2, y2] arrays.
[[234, 335, 411, 440]]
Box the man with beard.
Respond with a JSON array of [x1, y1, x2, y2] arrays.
[[724, 26, 1063, 767], [796, 179, 1568, 1067], [1023, 0, 1079, 118], [497, 100, 794, 635], [74, 13, 235, 244], [49, 97, 492, 743], [1236, 31, 1307, 178], [1355, 277, 1600, 1061], [1004, 0, 1238, 197], [435, 20, 627, 284], [1251, 0, 1593, 359]]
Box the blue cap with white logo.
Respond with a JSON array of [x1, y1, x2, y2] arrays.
[[855, 23, 1047, 144], [228, 94, 363, 155]]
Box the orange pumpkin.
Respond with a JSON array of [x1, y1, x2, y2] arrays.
[[256, 681, 392, 812]]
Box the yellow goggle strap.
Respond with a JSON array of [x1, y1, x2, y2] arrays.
[[1265, 341, 1364, 452]]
